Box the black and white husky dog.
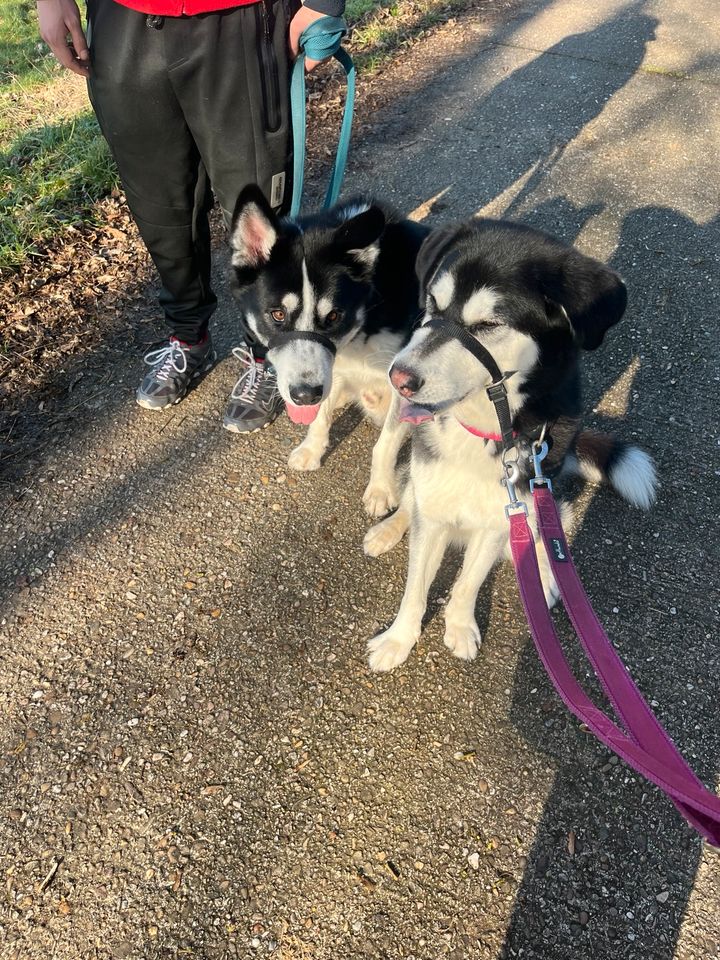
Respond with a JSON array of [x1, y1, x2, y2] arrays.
[[229, 185, 428, 516], [365, 218, 657, 672]]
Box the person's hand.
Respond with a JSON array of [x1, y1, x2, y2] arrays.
[[37, 0, 90, 78], [288, 4, 328, 72]]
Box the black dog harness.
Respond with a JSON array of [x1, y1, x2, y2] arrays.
[[425, 317, 517, 455]]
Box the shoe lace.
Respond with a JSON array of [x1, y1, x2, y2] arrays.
[[143, 339, 188, 382], [230, 346, 273, 401]]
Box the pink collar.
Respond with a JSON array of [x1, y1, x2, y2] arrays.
[[457, 419, 517, 442]]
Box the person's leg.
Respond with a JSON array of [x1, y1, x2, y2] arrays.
[[165, 0, 295, 236], [161, 1, 296, 429], [86, 0, 218, 348]]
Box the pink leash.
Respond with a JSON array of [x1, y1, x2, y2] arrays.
[[508, 483, 720, 846]]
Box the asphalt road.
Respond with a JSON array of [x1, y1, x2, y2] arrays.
[[1, 0, 719, 958]]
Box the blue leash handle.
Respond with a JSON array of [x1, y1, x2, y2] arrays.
[[290, 16, 355, 217]]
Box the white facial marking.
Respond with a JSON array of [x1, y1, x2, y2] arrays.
[[298, 259, 316, 331], [431, 272, 455, 310], [462, 287, 500, 324], [267, 339, 334, 404], [282, 293, 299, 314], [392, 323, 540, 419], [242, 311, 263, 343], [317, 297, 334, 319]]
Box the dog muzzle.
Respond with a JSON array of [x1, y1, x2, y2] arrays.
[[266, 329, 337, 424]]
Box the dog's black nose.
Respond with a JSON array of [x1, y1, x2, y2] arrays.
[[289, 383, 324, 406], [390, 364, 424, 398]]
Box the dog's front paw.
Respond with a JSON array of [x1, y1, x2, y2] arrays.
[[443, 619, 482, 661], [363, 513, 407, 557], [362, 479, 398, 518], [539, 569, 560, 609], [288, 444, 323, 472], [367, 627, 417, 672]]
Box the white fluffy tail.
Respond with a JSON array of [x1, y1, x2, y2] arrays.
[[563, 431, 658, 510]]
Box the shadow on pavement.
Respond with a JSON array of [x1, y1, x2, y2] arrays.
[[502, 207, 720, 958]]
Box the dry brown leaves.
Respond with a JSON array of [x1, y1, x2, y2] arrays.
[[0, 193, 152, 409]]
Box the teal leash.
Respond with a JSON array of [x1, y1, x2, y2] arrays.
[[289, 16, 355, 218]]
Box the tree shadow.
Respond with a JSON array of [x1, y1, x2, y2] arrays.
[[342, 2, 659, 218]]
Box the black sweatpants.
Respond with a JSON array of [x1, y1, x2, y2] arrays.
[[86, 0, 295, 349]]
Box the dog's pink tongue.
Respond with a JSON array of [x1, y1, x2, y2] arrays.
[[286, 402, 321, 425], [398, 400, 434, 425]]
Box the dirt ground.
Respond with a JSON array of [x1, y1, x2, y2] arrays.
[[1, 0, 719, 958]]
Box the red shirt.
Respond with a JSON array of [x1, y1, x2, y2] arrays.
[[113, 0, 255, 15]]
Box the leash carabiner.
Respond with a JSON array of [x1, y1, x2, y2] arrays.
[[503, 461, 527, 518], [530, 437, 552, 493]]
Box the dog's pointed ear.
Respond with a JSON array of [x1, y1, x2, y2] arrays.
[[230, 184, 280, 269], [415, 223, 463, 307], [332, 206, 386, 268], [544, 251, 627, 350]]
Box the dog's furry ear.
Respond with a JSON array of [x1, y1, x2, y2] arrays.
[[544, 251, 627, 350], [415, 223, 463, 307], [230, 184, 279, 269], [332, 206, 386, 268]]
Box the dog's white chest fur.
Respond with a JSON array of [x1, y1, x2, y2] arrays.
[[412, 420, 509, 536]]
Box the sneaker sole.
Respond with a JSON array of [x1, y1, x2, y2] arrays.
[[222, 415, 277, 435], [136, 352, 217, 411]]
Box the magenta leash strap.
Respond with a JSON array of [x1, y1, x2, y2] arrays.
[[508, 503, 720, 846], [533, 486, 705, 782], [422, 311, 720, 843]]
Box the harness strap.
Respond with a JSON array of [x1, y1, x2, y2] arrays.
[[290, 17, 355, 218], [425, 317, 517, 452], [486, 380, 515, 454], [425, 317, 504, 381], [267, 329, 337, 354]]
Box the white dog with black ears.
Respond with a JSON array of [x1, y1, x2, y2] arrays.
[[364, 218, 657, 672]]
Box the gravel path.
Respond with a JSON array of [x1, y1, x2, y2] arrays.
[[1, 0, 719, 958]]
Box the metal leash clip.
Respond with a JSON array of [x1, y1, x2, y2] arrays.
[[503, 461, 528, 518], [529, 438, 552, 493]]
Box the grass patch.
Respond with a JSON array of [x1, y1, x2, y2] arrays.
[[346, 0, 391, 20], [349, 0, 470, 73], [0, 0, 114, 270], [0, 0, 59, 93], [0, 111, 118, 270]]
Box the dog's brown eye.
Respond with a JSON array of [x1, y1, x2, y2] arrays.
[[326, 310, 339, 324], [270, 308, 286, 323]]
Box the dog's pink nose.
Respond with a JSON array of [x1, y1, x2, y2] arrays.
[[390, 365, 423, 397]]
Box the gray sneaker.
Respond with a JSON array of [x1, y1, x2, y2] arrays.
[[136, 336, 216, 410], [223, 345, 284, 433]]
